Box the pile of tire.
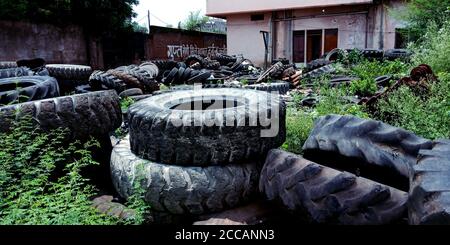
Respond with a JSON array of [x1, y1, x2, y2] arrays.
[[87, 62, 160, 95], [111, 88, 286, 220]]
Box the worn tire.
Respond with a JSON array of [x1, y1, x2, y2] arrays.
[[75, 84, 107, 94], [214, 54, 237, 66], [111, 136, 260, 215], [375, 75, 393, 87], [409, 139, 450, 225], [119, 88, 143, 99], [259, 149, 408, 224], [0, 76, 60, 105], [0, 67, 34, 79], [185, 55, 207, 68], [329, 76, 358, 87], [46, 64, 92, 81], [303, 65, 336, 79], [245, 82, 290, 95], [128, 88, 286, 166], [303, 114, 433, 178], [361, 49, 384, 60], [0, 61, 17, 69], [384, 49, 412, 61], [305, 59, 332, 73], [0, 90, 122, 139], [89, 70, 127, 92]]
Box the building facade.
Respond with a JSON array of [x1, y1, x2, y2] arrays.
[[206, 0, 407, 66]]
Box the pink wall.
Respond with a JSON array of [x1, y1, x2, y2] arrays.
[[207, 0, 373, 16]]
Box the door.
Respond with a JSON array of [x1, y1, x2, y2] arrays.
[[293, 31, 305, 63], [307, 30, 322, 62]]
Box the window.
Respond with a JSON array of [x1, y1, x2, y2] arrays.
[[395, 28, 408, 49], [293, 28, 339, 64], [251, 14, 264, 21]]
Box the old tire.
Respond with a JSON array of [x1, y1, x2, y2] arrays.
[[89, 70, 127, 92], [384, 49, 412, 61], [245, 82, 290, 95], [185, 55, 207, 68], [0, 61, 17, 69], [75, 84, 108, 94], [305, 59, 332, 73], [0, 90, 122, 139], [0, 67, 34, 79], [303, 114, 433, 178], [303, 65, 336, 79], [0, 76, 60, 105], [119, 88, 143, 99], [46, 64, 92, 80], [409, 139, 450, 225], [111, 136, 260, 215], [128, 88, 286, 166], [260, 149, 408, 224]]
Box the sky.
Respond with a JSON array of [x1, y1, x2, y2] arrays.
[[133, 0, 207, 28]]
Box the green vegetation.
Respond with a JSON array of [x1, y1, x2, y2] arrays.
[[374, 73, 450, 139], [120, 97, 136, 112], [182, 10, 209, 31]]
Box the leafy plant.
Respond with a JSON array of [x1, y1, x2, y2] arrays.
[[120, 97, 135, 111], [374, 72, 450, 139], [182, 10, 209, 31], [349, 79, 378, 97], [350, 59, 409, 80], [281, 108, 315, 154], [0, 116, 120, 225]]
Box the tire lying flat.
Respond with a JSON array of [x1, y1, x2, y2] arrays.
[[111, 136, 260, 215], [128, 88, 286, 166], [259, 149, 408, 225], [0, 90, 122, 139], [0, 76, 60, 105]]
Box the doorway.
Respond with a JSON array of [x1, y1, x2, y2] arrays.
[[293, 28, 339, 64]]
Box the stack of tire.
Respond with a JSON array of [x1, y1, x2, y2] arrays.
[[87, 62, 160, 97], [110, 88, 286, 222], [0, 60, 60, 106]]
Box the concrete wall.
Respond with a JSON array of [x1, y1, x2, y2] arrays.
[[0, 21, 89, 65], [147, 26, 227, 61], [227, 13, 271, 66]]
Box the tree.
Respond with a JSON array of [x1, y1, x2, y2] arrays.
[[0, 0, 139, 34], [131, 21, 148, 33], [393, 0, 450, 37], [182, 10, 209, 31]]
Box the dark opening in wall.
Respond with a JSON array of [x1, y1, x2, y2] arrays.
[[251, 14, 265, 21]]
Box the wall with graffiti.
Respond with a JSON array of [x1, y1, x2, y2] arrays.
[[147, 26, 227, 61]]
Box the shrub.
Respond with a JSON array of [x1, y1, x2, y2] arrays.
[[282, 108, 315, 154], [349, 78, 378, 97], [410, 21, 450, 74], [374, 72, 450, 139], [350, 59, 410, 80]]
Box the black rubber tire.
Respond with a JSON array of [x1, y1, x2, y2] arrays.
[[325, 48, 347, 61], [409, 139, 450, 225], [303, 65, 336, 79], [128, 88, 286, 166], [259, 149, 408, 225], [0, 67, 34, 79], [214, 54, 237, 66], [0, 90, 122, 139], [384, 49, 412, 61], [151, 60, 178, 71], [329, 76, 358, 87], [0, 76, 60, 105], [302, 114, 433, 178], [75, 84, 107, 94], [89, 70, 127, 92], [163, 67, 179, 85], [257, 62, 285, 83], [186, 71, 211, 84], [305, 59, 332, 73], [244, 82, 290, 95], [16, 58, 46, 70], [111, 136, 260, 215], [375, 75, 393, 87], [119, 88, 143, 99], [180, 68, 193, 82], [206, 60, 221, 70], [0, 62, 17, 69], [185, 55, 207, 68], [46, 64, 93, 81], [361, 49, 384, 60]]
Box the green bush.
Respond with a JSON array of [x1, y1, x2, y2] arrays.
[[350, 59, 410, 80], [410, 21, 450, 73], [0, 116, 149, 225], [349, 79, 378, 97], [281, 108, 315, 154], [374, 72, 450, 139]]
